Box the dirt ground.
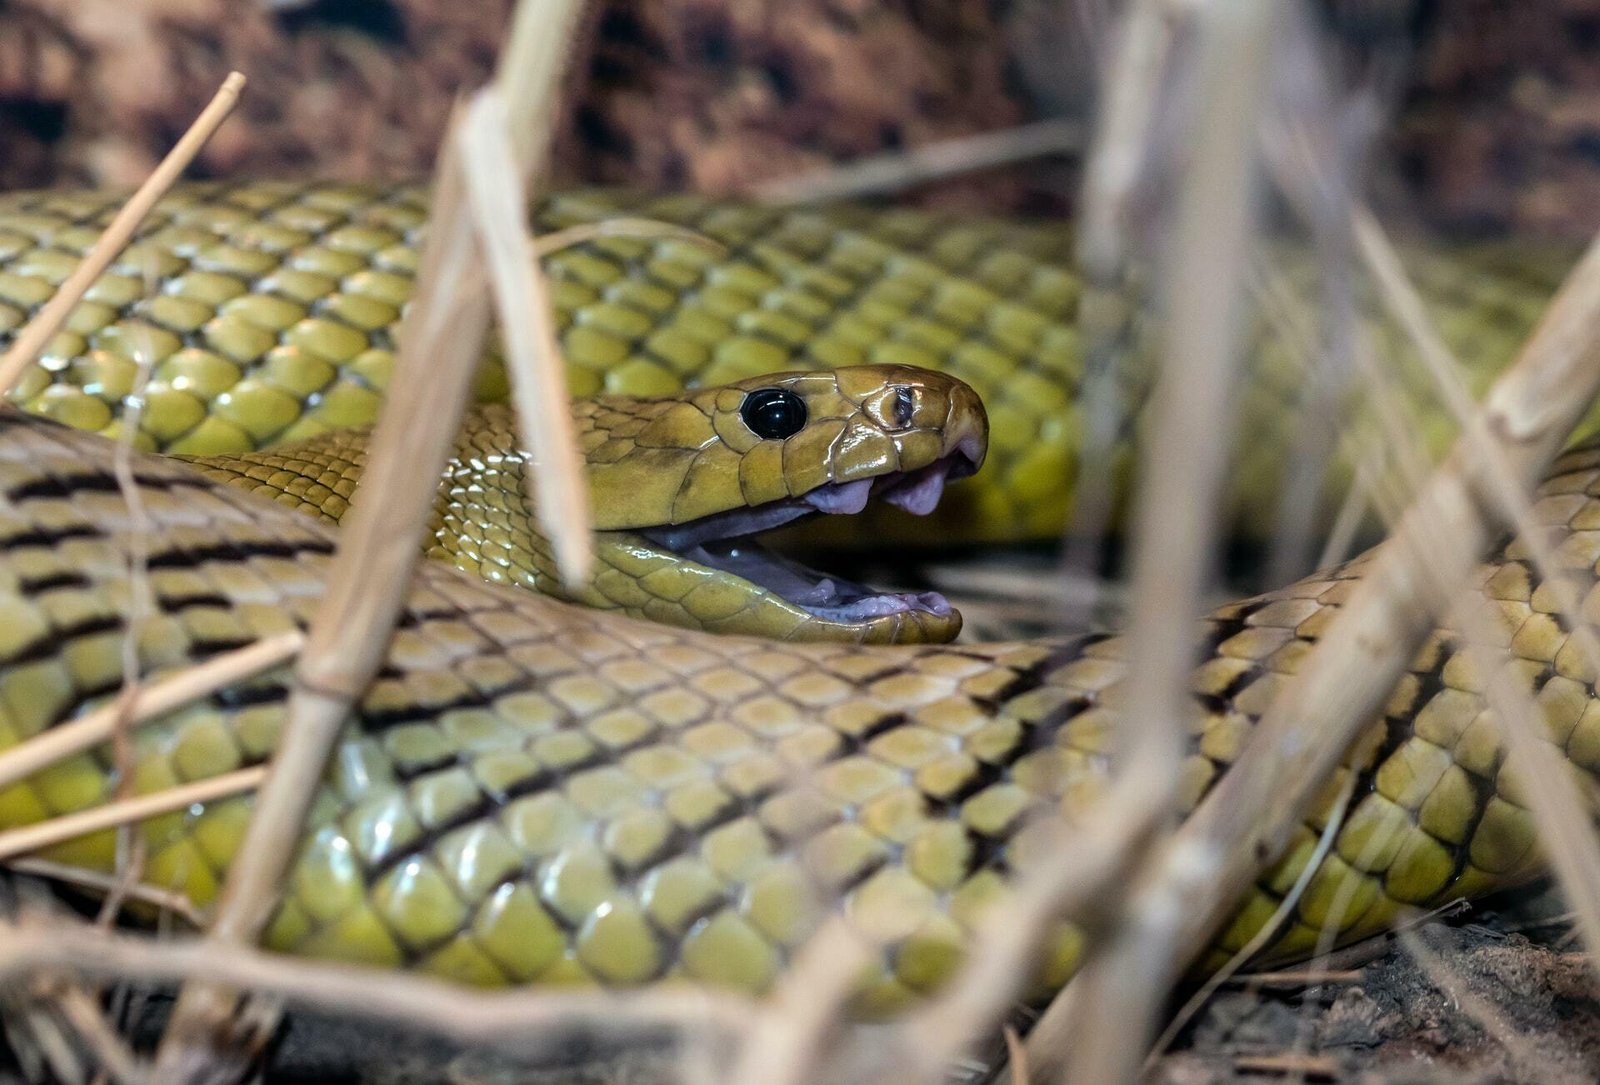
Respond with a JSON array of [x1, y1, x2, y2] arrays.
[[41, 887, 1588, 1084], [0, 1, 1597, 232], [1161, 910, 1600, 1084]]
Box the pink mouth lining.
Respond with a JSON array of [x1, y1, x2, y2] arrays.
[[636, 451, 976, 624]]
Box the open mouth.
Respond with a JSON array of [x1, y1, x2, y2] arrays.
[[638, 450, 979, 624]]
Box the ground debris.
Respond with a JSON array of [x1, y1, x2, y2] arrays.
[[1151, 920, 1600, 1084]]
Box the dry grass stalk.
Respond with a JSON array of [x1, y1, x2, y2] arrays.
[[1230, 1053, 1341, 1078], [0, 71, 245, 395], [750, 118, 1082, 205], [460, 89, 591, 584], [1279, 198, 1600, 992], [493, 0, 590, 173], [1055, 0, 1175, 628], [1029, 185, 1600, 1085], [48, 982, 146, 1085], [1444, 601, 1600, 968], [0, 918, 753, 1064], [725, 920, 875, 1085], [1046, 3, 1286, 1081], [0, 768, 265, 864], [1002, 1025, 1030, 1085], [1350, 208, 1600, 972], [151, 2, 590, 1077], [101, 325, 164, 948], [1110, 0, 1275, 802], [1076, 0, 1171, 277], [1276, 783, 1413, 1077], [1150, 774, 1357, 1059], [895, 3, 1287, 1076], [533, 219, 725, 259], [1315, 459, 1374, 569], [0, 632, 301, 794], [0, 66, 262, 1081], [889, 5, 1287, 1077], [1222, 968, 1363, 989], [8, 860, 203, 928], [903, 788, 1196, 1072]]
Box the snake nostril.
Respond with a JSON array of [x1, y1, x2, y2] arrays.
[[890, 385, 915, 430]]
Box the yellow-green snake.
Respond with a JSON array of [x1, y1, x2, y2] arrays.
[[0, 181, 1589, 1012]]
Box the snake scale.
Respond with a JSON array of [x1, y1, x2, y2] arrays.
[[0, 181, 1593, 1010]]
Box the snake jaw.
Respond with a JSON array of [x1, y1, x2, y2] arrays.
[[636, 444, 979, 630]]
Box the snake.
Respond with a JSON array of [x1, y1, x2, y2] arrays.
[[0, 180, 1591, 1011]]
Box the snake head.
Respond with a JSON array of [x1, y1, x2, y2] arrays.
[[578, 365, 988, 643], [220, 367, 990, 646]]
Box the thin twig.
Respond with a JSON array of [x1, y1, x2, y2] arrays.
[[0, 632, 302, 794], [1151, 771, 1357, 1059], [0, 918, 753, 1064], [1353, 206, 1600, 973], [152, 3, 589, 1077], [724, 920, 874, 1085], [49, 983, 147, 1085], [0, 769, 266, 863], [102, 332, 162, 934], [532, 218, 726, 259], [8, 860, 204, 928], [0, 72, 245, 394], [1051, 3, 1287, 1081], [1221, 968, 1363, 989], [1034, 192, 1600, 1085], [1230, 1053, 1341, 1078], [461, 89, 591, 585], [751, 119, 1082, 205]]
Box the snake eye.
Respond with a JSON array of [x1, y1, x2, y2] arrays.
[[741, 387, 808, 439]]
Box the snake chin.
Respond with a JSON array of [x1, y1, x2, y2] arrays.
[[639, 450, 976, 621]]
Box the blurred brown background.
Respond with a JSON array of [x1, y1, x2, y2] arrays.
[[0, 0, 1595, 235]]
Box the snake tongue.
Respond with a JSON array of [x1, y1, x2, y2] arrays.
[[877, 460, 952, 516], [804, 478, 873, 514]]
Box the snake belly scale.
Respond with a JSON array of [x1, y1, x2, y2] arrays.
[[0, 181, 1591, 1008]]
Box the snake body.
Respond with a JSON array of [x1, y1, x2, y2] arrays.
[[0, 183, 1591, 1007]]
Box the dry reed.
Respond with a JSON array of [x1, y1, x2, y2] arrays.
[[1032, 137, 1600, 1085], [152, 1, 591, 1077], [752, 119, 1082, 205], [0, 73, 245, 395]]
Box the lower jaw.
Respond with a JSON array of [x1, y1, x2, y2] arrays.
[[586, 533, 965, 645], [695, 592, 965, 645]]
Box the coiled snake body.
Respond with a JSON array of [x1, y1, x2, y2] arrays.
[[0, 182, 1591, 1009]]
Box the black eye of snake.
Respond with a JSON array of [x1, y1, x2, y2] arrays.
[[740, 387, 808, 439]]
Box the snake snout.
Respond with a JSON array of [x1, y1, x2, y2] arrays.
[[944, 380, 989, 473]]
